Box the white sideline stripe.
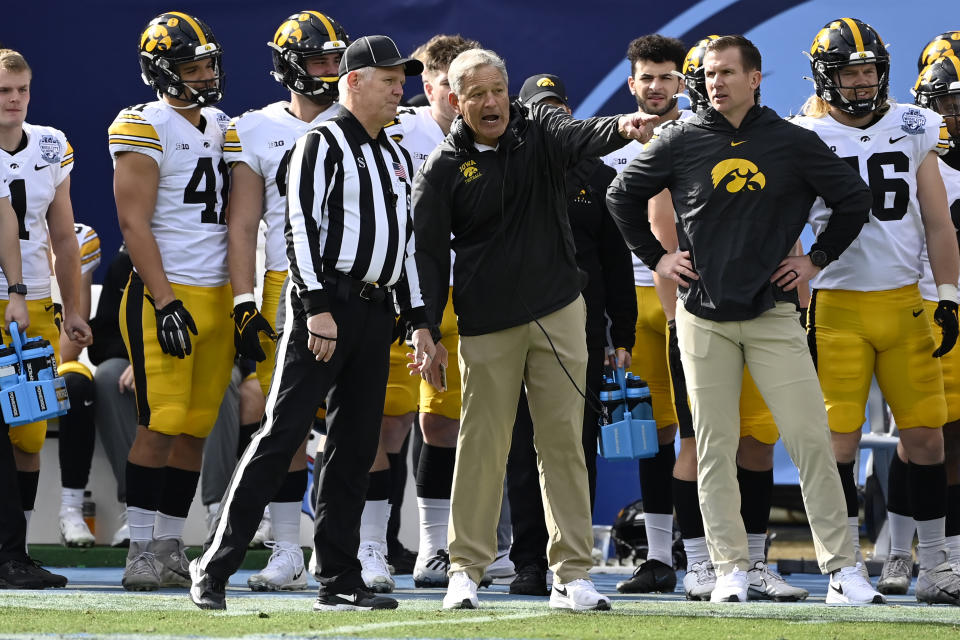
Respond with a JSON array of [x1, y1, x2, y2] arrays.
[[318, 611, 549, 635], [200, 282, 296, 570]]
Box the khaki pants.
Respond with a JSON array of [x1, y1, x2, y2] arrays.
[[449, 297, 594, 584], [676, 302, 853, 576]]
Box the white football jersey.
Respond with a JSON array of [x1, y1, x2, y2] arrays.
[[602, 110, 693, 288], [108, 101, 231, 287], [0, 122, 73, 300], [918, 157, 960, 301], [793, 104, 945, 291], [224, 101, 340, 272], [74, 223, 101, 276], [387, 106, 454, 285]]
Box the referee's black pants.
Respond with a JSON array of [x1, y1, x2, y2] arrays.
[[507, 345, 603, 571], [199, 284, 394, 594], [0, 424, 28, 563]]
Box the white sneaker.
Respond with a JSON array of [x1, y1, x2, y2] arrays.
[[710, 569, 748, 602], [443, 571, 479, 609], [414, 549, 450, 587], [249, 509, 272, 549], [916, 561, 960, 605], [550, 578, 611, 611], [58, 508, 95, 548], [826, 565, 886, 604], [248, 541, 308, 591], [111, 510, 130, 548], [358, 542, 395, 593], [483, 548, 516, 580], [747, 561, 808, 601], [877, 554, 913, 595], [683, 560, 716, 601]]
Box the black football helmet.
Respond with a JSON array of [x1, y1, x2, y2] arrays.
[[139, 12, 224, 106], [806, 18, 889, 116], [914, 55, 960, 147], [917, 31, 960, 73], [269, 11, 349, 101], [680, 35, 720, 114]]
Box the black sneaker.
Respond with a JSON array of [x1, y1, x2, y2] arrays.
[[0, 558, 67, 589], [616, 559, 677, 594], [314, 586, 399, 611], [387, 545, 417, 575], [189, 558, 226, 610], [509, 564, 549, 596]]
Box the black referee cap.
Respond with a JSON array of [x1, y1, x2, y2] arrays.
[[339, 35, 424, 76]]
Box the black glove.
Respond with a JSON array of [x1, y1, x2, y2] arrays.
[[933, 299, 959, 358], [155, 299, 198, 359], [232, 301, 277, 362]]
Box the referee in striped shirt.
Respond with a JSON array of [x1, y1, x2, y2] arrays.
[[191, 36, 445, 612]]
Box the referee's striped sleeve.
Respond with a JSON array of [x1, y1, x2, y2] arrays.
[[286, 128, 332, 315]]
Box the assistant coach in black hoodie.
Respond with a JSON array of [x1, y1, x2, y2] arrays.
[[413, 49, 657, 610], [607, 36, 884, 605]]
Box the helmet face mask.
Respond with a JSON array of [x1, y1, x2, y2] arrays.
[[269, 11, 349, 102], [807, 18, 889, 117], [139, 12, 224, 107], [914, 55, 960, 145]]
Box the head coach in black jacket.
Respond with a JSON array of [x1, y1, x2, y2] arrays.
[[412, 49, 657, 611], [607, 35, 885, 605]]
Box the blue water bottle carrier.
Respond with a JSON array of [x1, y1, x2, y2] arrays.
[[598, 367, 657, 461], [0, 322, 70, 427]]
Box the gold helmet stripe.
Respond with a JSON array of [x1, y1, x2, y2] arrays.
[[167, 11, 208, 46], [840, 17, 864, 53], [305, 11, 338, 43]]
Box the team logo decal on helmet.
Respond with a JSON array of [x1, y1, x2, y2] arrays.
[[805, 17, 889, 116], [917, 31, 960, 73], [268, 11, 350, 101], [914, 54, 960, 148], [680, 35, 720, 114], [138, 12, 224, 107]]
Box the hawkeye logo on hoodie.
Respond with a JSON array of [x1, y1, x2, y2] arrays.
[[460, 159, 482, 183], [710, 158, 766, 193]]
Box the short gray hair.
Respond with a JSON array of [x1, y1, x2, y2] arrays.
[[337, 66, 374, 98], [448, 48, 508, 96]]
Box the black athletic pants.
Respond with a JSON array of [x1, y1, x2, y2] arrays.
[[507, 346, 603, 571], [0, 424, 27, 563], [200, 284, 393, 594]]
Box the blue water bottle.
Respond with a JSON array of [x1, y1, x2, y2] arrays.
[[627, 374, 653, 420]]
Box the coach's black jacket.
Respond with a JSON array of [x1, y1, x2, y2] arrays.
[[413, 102, 628, 336], [607, 105, 871, 322]]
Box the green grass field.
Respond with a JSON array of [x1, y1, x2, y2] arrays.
[[3, 589, 960, 639]]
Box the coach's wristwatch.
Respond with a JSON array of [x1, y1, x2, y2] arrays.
[[7, 283, 27, 296], [808, 250, 831, 269]]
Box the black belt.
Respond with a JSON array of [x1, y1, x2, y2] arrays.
[[322, 269, 390, 304]]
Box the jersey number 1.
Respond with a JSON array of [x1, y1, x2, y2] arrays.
[[184, 157, 230, 224], [8, 179, 29, 240]]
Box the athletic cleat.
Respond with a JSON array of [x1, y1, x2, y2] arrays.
[[248, 541, 308, 591], [0, 558, 67, 589], [747, 561, 808, 601], [122, 542, 160, 591], [189, 558, 226, 610], [250, 509, 272, 549], [314, 587, 398, 611], [151, 538, 191, 588], [387, 545, 417, 575], [826, 565, 886, 604], [616, 558, 677, 593], [549, 578, 611, 611], [58, 508, 95, 548], [110, 510, 130, 548], [443, 571, 479, 609], [710, 569, 748, 602], [878, 555, 913, 595], [413, 549, 450, 587], [916, 562, 960, 605], [483, 548, 516, 580], [358, 542, 395, 593], [682, 560, 716, 601], [510, 564, 550, 596]]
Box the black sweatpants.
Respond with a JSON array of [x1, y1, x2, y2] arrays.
[[199, 284, 393, 594], [507, 346, 603, 571], [0, 424, 27, 563]]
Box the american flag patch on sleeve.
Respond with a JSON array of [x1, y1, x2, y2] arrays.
[[393, 161, 407, 181]]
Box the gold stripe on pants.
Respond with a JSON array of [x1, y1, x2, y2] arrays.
[[449, 297, 594, 584], [675, 301, 853, 576]]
